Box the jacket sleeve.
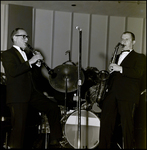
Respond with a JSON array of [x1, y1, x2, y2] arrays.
[[122, 53, 146, 79], [2, 50, 31, 77]]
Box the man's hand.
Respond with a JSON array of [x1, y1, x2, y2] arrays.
[[109, 63, 122, 73], [29, 51, 43, 65]]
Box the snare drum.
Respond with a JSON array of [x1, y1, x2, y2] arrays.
[[61, 110, 100, 149]]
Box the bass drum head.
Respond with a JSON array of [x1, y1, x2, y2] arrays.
[[64, 110, 100, 149]]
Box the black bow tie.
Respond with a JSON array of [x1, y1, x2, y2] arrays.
[[20, 47, 27, 53], [20, 47, 24, 51], [120, 50, 130, 54]]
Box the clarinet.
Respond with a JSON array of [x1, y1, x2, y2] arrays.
[[26, 43, 55, 76]]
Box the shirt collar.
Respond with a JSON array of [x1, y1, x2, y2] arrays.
[[13, 45, 25, 53], [13, 45, 21, 51], [120, 49, 133, 54]]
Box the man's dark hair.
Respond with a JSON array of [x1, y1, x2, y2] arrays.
[[122, 31, 135, 41]]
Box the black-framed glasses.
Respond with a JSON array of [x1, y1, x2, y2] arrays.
[[15, 35, 29, 39]]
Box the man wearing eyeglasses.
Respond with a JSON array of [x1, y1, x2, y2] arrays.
[[1, 28, 62, 148]]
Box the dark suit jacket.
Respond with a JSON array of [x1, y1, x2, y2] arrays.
[[2, 47, 47, 104], [107, 50, 146, 104]]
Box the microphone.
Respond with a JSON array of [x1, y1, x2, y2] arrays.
[[75, 26, 82, 31]]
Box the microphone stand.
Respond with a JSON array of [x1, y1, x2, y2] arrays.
[[77, 27, 82, 149], [64, 77, 67, 115]]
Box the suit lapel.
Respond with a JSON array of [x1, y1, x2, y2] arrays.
[[120, 50, 134, 66], [13, 48, 26, 63]]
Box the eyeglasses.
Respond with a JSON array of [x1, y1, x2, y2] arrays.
[[15, 35, 29, 39]]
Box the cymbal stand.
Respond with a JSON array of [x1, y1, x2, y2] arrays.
[[64, 77, 68, 115], [76, 26, 82, 149]]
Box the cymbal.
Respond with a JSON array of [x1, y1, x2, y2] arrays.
[[49, 64, 85, 93]]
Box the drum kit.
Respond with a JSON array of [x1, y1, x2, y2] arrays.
[[0, 55, 109, 149], [0, 46, 109, 149], [48, 60, 106, 149]]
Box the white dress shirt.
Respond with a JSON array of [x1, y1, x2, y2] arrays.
[[13, 45, 41, 67], [117, 49, 132, 65], [13, 45, 28, 61]]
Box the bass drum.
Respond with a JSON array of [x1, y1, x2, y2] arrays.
[[60, 110, 100, 149]]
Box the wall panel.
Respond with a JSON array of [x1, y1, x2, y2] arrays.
[[52, 11, 72, 68], [143, 19, 146, 55], [7, 4, 33, 48], [34, 8, 53, 78], [1, 3, 146, 77], [107, 16, 126, 67], [89, 14, 108, 70], [1, 4, 8, 51], [1, 4, 8, 73], [127, 17, 144, 53], [71, 13, 90, 69]]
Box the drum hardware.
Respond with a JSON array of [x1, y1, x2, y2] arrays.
[[48, 48, 85, 116], [63, 50, 76, 66], [0, 72, 7, 85], [38, 113, 50, 134], [59, 50, 76, 114], [72, 101, 92, 112], [73, 94, 86, 102], [60, 136, 72, 148], [48, 64, 83, 93], [49, 63, 84, 116], [48, 58, 85, 93], [38, 112, 50, 149]]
